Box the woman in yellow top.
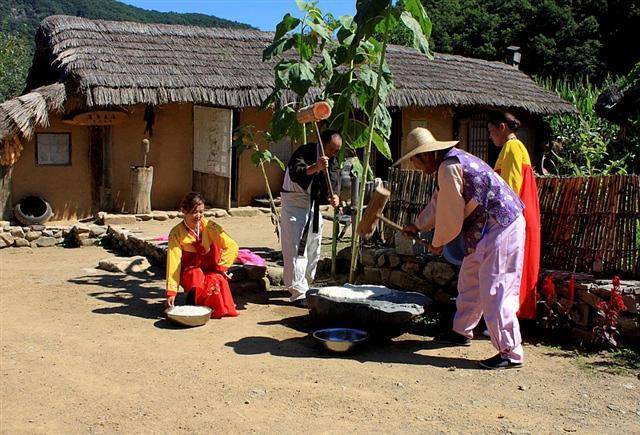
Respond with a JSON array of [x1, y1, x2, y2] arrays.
[[165, 192, 239, 318], [488, 112, 541, 320]]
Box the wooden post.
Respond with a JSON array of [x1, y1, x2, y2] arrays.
[[127, 166, 153, 214], [0, 164, 13, 220]]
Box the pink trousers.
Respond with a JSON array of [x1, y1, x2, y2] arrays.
[[453, 215, 526, 363]]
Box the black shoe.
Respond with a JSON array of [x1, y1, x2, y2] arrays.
[[293, 298, 308, 308], [433, 330, 471, 347], [478, 354, 523, 370]]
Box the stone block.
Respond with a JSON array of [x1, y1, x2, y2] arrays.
[[80, 238, 95, 247], [228, 207, 260, 217], [388, 254, 401, 268], [394, 232, 414, 256], [24, 231, 42, 242], [214, 210, 228, 218], [152, 212, 169, 221], [35, 237, 57, 247], [88, 225, 107, 237], [0, 220, 10, 228], [618, 314, 640, 337], [0, 232, 15, 247], [42, 229, 54, 237], [103, 214, 137, 225], [244, 265, 267, 280], [266, 266, 284, 286], [167, 211, 178, 219], [98, 256, 151, 274], [361, 248, 378, 267], [401, 261, 421, 274], [14, 238, 29, 247], [622, 294, 639, 314], [136, 214, 153, 221], [423, 261, 457, 286], [361, 267, 382, 284], [9, 227, 25, 238], [388, 270, 433, 294], [30, 224, 46, 231]]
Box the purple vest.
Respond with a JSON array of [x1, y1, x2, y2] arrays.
[[443, 148, 523, 253]]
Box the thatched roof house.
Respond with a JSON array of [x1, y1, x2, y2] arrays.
[[0, 15, 574, 219]]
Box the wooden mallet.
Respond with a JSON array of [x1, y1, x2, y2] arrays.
[[356, 185, 429, 245]]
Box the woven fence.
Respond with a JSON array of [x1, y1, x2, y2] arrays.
[[384, 168, 640, 278]]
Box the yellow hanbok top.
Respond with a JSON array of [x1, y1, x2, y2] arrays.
[[165, 218, 238, 294]]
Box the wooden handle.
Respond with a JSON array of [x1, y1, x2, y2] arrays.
[[377, 214, 430, 246], [313, 121, 334, 198]]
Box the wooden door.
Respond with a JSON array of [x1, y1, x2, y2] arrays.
[[192, 106, 232, 209]]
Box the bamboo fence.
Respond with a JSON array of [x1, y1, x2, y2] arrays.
[[384, 169, 640, 278]]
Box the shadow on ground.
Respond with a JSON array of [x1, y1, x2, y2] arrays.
[[227, 311, 482, 370], [225, 333, 482, 370]]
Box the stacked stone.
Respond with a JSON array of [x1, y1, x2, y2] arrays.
[[357, 246, 458, 306], [103, 226, 168, 267], [0, 221, 107, 249]]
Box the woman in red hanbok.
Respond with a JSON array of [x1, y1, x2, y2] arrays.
[[165, 192, 239, 318], [488, 112, 541, 320]]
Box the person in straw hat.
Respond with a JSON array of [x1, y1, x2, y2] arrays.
[[398, 127, 526, 369]]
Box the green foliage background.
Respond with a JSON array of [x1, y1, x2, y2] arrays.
[[381, 0, 639, 82], [0, 0, 253, 101]]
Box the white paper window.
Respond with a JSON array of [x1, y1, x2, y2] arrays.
[[36, 133, 71, 165]]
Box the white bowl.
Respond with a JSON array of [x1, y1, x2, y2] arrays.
[[165, 305, 212, 327]]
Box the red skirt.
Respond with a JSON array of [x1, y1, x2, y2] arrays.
[[517, 164, 541, 319], [180, 249, 238, 319]]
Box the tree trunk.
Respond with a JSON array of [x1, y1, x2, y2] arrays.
[[127, 166, 153, 214]]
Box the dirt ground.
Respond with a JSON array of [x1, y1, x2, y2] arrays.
[[1, 215, 639, 434]]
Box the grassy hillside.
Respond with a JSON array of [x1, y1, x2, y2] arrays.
[[0, 0, 254, 100]]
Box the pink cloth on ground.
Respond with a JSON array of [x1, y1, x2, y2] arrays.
[[236, 249, 267, 267], [452, 215, 526, 363]]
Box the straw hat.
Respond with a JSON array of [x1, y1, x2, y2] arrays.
[[392, 127, 459, 166]]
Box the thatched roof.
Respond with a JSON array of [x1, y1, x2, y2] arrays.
[[1, 15, 574, 144], [0, 83, 67, 144]]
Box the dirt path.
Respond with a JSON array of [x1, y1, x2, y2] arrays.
[[1, 235, 639, 433]]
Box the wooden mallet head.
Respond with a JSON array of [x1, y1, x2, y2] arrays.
[[296, 101, 332, 124], [357, 185, 391, 238]]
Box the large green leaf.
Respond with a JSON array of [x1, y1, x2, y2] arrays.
[[374, 104, 392, 139], [401, 0, 432, 39], [353, 0, 393, 42], [263, 37, 294, 61], [292, 33, 315, 61], [307, 19, 332, 42], [371, 130, 392, 160], [275, 13, 301, 40], [399, 11, 433, 57], [289, 61, 315, 96]]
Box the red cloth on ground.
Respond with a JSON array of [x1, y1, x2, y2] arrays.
[[516, 164, 541, 319], [179, 225, 238, 319]]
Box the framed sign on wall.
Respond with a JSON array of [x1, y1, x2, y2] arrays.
[[36, 133, 71, 166]]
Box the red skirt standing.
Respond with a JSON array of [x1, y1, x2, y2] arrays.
[[517, 164, 541, 319], [180, 246, 238, 319]]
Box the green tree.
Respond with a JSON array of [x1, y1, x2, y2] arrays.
[[0, 31, 30, 101], [380, 0, 639, 82]]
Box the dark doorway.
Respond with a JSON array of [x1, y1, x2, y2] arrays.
[[89, 126, 113, 213], [231, 109, 240, 205]]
